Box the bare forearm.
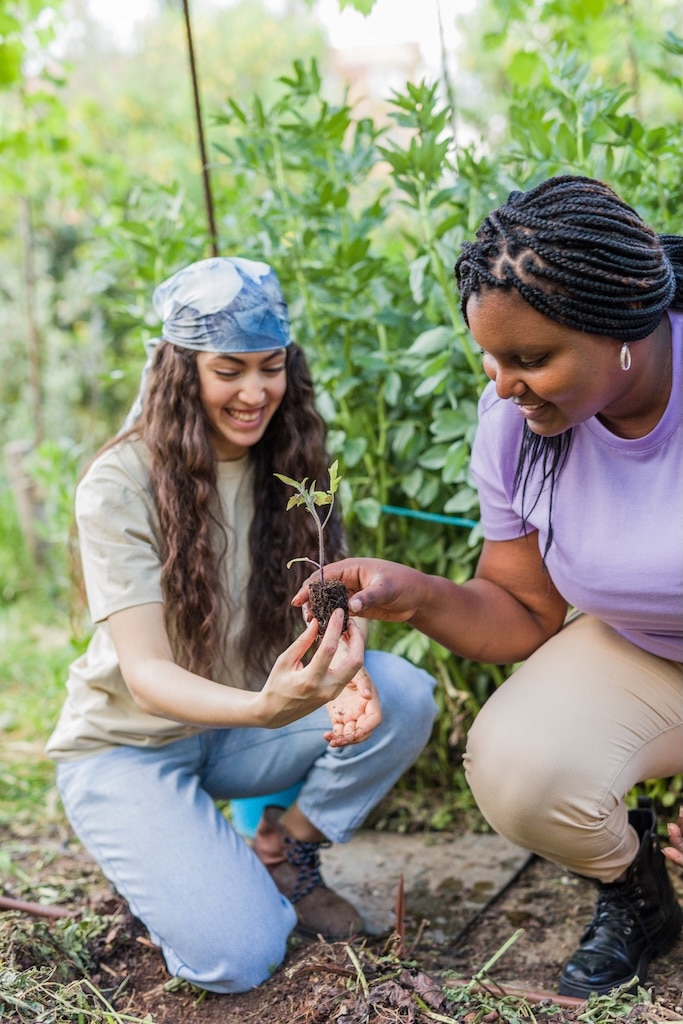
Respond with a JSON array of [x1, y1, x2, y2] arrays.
[[126, 658, 265, 727], [408, 573, 562, 663], [111, 605, 365, 732], [306, 539, 568, 665]]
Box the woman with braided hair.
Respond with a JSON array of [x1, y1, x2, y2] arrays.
[[46, 257, 437, 993], [294, 176, 683, 997]]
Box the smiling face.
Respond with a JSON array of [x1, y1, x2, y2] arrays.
[[196, 348, 288, 460], [465, 288, 648, 438]]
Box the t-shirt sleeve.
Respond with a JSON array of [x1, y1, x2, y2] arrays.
[[75, 450, 164, 623], [470, 385, 527, 542]]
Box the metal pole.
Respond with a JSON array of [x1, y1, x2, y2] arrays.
[[182, 0, 219, 257]]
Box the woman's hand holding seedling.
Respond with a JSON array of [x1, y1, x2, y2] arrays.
[[259, 609, 365, 729], [324, 665, 382, 747]]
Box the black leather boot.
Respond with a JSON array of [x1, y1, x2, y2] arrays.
[[559, 798, 683, 998]]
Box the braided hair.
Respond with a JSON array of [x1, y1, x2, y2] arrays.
[[454, 174, 683, 555]]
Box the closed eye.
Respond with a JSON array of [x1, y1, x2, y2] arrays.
[[517, 354, 549, 369], [215, 364, 285, 379], [479, 349, 548, 370]]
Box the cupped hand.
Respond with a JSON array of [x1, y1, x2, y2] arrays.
[[292, 557, 423, 623], [323, 665, 382, 747], [258, 610, 365, 729], [664, 805, 683, 868]]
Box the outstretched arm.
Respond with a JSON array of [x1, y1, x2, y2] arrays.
[[293, 532, 568, 665], [109, 603, 364, 730]]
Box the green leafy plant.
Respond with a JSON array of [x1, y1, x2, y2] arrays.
[[274, 460, 349, 635], [1, 0, 680, 817], [275, 460, 341, 578]]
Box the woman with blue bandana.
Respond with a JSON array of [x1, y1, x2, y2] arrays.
[[46, 257, 437, 994]]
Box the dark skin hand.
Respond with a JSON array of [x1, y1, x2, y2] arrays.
[[293, 532, 568, 666]]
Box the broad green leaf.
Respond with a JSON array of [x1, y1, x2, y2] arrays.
[[401, 468, 423, 499], [354, 498, 381, 528], [383, 370, 401, 407], [444, 487, 479, 514], [414, 369, 449, 398], [418, 476, 440, 507], [391, 421, 416, 456], [406, 326, 455, 358], [418, 444, 449, 470], [443, 441, 470, 483], [343, 436, 367, 466]]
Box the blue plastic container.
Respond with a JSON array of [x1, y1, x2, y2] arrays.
[[229, 783, 303, 839]]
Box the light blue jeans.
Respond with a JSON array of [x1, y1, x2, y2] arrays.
[[56, 651, 437, 993]]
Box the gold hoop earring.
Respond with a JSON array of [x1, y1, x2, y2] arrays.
[[620, 342, 632, 371]]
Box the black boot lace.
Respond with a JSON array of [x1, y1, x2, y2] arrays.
[[284, 836, 332, 904], [585, 881, 648, 949]]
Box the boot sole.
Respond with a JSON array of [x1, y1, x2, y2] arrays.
[[559, 957, 648, 999], [558, 903, 683, 999]]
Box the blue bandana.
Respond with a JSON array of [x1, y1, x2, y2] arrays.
[[153, 256, 291, 352], [122, 256, 290, 430]]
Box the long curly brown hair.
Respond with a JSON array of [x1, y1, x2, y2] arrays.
[[131, 340, 344, 680]]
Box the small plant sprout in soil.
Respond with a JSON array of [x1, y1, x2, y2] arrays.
[[275, 460, 349, 636]]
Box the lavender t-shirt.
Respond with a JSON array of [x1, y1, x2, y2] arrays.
[[470, 311, 682, 662]]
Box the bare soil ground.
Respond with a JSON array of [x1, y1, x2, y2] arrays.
[[2, 815, 683, 1023]]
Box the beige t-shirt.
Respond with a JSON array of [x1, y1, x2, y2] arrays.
[[46, 439, 265, 762]]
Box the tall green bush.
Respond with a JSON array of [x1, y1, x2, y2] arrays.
[[1, 0, 680, 811]]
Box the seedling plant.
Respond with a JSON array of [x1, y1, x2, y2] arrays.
[[274, 461, 349, 636]]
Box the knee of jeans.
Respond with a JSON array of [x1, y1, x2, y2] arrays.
[[165, 906, 293, 994], [365, 651, 438, 747]]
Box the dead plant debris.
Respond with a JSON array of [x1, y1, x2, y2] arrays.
[[1, 821, 682, 1024]]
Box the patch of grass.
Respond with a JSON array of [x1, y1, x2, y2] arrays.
[[0, 963, 156, 1023], [0, 596, 75, 826]]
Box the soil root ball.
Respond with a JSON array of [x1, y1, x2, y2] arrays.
[[310, 579, 349, 637]]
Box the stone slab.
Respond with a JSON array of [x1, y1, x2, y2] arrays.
[[321, 830, 531, 942]]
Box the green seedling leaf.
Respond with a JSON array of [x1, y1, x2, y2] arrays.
[[274, 472, 307, 489], [328, 460, 341, 494], [275, 462, 344, 581]]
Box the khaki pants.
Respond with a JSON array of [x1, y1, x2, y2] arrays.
[[464, 614, 683, 882]]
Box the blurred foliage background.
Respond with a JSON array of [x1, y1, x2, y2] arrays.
[[1, 0, 681, 829]]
